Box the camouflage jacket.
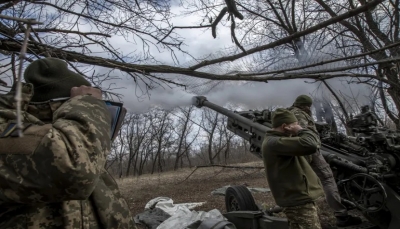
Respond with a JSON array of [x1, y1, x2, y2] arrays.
[[0, 83, 135, 229]]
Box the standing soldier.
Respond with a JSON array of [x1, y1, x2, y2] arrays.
[[262, 108, 324, 229], [288, 95, 362, 227], [0, 58, 135, 228]]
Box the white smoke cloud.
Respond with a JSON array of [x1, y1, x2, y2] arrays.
[[206, 80, 316, 109], [111, 73, 373, 115], [118, 85, 195, 113]]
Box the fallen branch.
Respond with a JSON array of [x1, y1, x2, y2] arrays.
[[200, 164, 264, 169], [177, 164, 264, 184]]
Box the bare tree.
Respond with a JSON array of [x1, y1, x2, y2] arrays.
[[307, 0, 400, 127], [200, 108, 234, 164], [115, 129, 127, 178], [171, 0, 400, 122], [0, 0, 189, 97], [0, 0, 388, 88], [104, 104, 270, 177], [201, 109, 219, 164], [148, 109, 174, 174], [124, 113, 152, 176], [106, 130, 126, 175], [221, 115, 236, 164], [172, 106, 200, 170], [4, 0, 398, 134]]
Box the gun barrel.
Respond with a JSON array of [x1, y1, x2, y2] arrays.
[[192, 96, 270, 158], [192, 96, 270, 133]]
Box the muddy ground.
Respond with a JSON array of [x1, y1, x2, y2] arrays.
[[117, 161, 361, 229]]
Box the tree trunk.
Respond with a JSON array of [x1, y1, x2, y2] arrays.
[[322, 100, 338, 133], [174, 114, 189, 170], [186, 148, 192, 168], [125, 147, 134, 177], [381, 69, 400, 129], [313, 100, 325, 122]]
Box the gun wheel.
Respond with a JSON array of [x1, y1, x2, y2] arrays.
[[225, 185, 258, 212], [342, 173, 387, 213]]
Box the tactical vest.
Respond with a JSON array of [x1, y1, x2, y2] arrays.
[[0, 83, 47, 154]]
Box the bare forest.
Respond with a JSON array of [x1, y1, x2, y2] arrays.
[[106, 106, 259, 177]]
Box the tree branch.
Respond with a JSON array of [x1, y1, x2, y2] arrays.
[[1, 39, 397, 87], [242, 41, 400, 77], [160, 25, 212, 43], [20, 28, 112, 37], [0, 14, 42, 24], [322, 80, 350, 121], [189, 0, 384, 70]]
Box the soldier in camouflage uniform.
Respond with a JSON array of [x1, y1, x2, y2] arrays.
[[288, 95, 362, 227], [262, 108, 324, 229], [0, 58, 136, 228]]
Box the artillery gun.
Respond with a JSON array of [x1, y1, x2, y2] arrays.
[[192, 96, 400, 229]]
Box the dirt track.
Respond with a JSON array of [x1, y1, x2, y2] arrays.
[[117, 161, 343, 229]]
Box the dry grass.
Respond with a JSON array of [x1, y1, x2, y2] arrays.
[[117, 161, 340, 229]]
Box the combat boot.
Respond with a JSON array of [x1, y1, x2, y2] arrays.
[[262, 205, 283, 216], [336, 215, 362, 227], [267, 206, 283, 214]]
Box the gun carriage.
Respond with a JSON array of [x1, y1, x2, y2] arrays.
[[192, 96, 400, 229]]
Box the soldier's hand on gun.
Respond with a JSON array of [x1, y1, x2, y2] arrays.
[[71, 85, 102, 100], [284, 124, 303, 135]]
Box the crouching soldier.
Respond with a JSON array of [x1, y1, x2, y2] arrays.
[[0, 58, 135, 228]]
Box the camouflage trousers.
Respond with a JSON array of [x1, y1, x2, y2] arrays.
[[283, 202, 322, 229], [310, 151, 348, 217]]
